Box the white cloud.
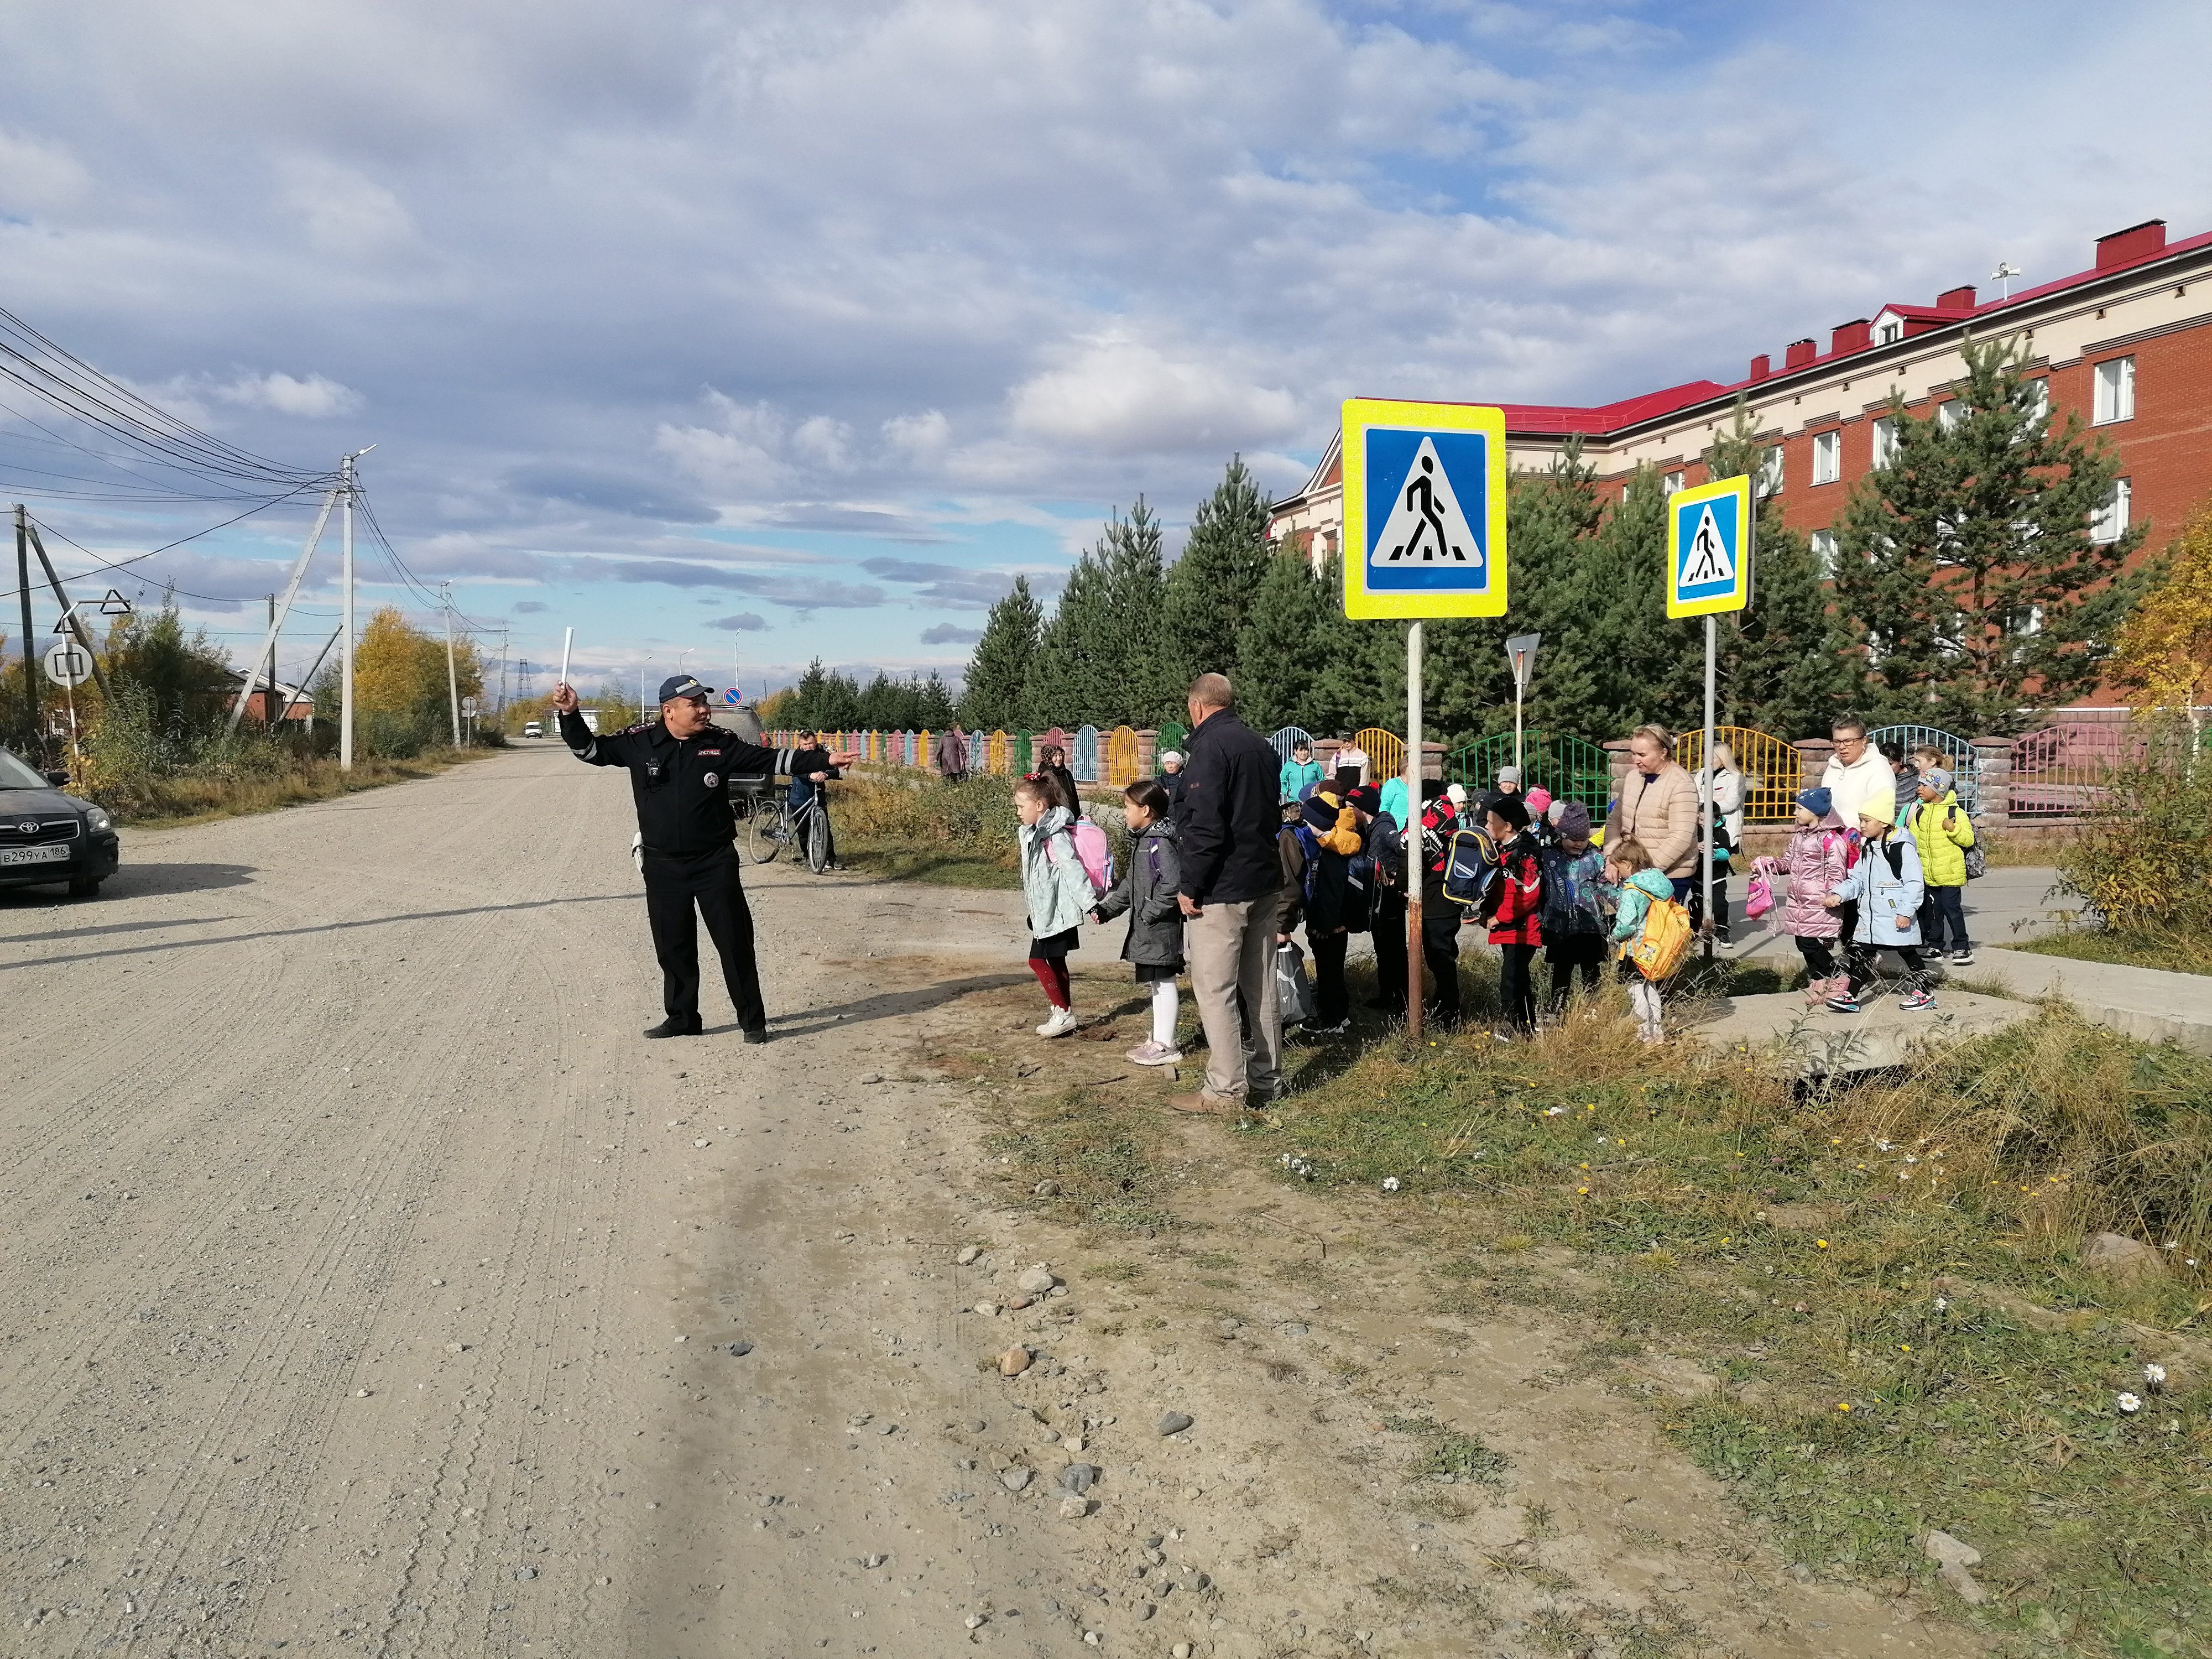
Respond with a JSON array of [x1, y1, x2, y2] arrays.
[[0, 129, 91, 214], [275, 154, 420, 260], [1009, 338, 1298, 455], [216, 371, 362, 418]]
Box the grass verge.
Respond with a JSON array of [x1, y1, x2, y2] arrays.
[[1245, 993, 2212, 1659], [112, 747, 494, 829], [2013, 924, 2212, 978]]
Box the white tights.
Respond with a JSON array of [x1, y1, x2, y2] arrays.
[[1151, 978, 1180, 1046], [1630, 978, 1665, 1042]]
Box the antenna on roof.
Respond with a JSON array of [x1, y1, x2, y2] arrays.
[[1991, 261, 2021, 301]]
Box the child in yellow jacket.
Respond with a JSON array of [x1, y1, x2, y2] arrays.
[[1904, 767, 1976, 964]]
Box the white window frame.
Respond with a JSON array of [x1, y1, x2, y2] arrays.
[[2093, 356, 2135, 424], [1812, 430, 1841, 485], [2091, 477, 2132, 544], [1757, 446, 1783, 497], [1938, 400, 1967, 432], [1871, 415, 1898, 468], [2019, 377, 2051, 434], [1876, 319, 1902, 345], [1811, 528, 1838, 577], [1662, 470, 1685, 497]]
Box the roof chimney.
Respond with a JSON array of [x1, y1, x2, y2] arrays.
[[2095, 218, 2167, 270], [1747, 353, 1771, 382], [1831, 319, 1871, 354], [1783, 338, 1817, 371], [1936, 284, 1976, 311]]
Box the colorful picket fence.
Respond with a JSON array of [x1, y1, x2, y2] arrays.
[[1106, 726, 1140, 787], [1868, 724, 1979, 813], [1447, 732, 1613, 809], [1675, 726, 1802, 823], [1269, 726, 1312, 763], [1072, 724, 1100, 782], [1353, 727, 1404, 782], [1156, 722, 1188, 761]]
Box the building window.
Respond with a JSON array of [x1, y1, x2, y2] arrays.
[[1876, 320, 1902, 345], [2091, 477, 2132, 543], [1938, 400, 1967, 432], [1757, 446, 1783, 497], [1662, 470, 1685, 497], [1812, 430, 1840, 485], [2093, 356, 2135, 424], [2019, 377, 2051, 434], [1871, 415, 1898, 467], [1811, 528, 1838, 577]]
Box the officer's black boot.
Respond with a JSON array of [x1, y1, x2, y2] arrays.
[[644, 1015, 703, 1039]]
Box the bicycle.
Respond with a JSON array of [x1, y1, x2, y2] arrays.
[[740, 784, 831, 872]]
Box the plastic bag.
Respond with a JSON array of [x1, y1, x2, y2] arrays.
[[1275, 940, 1315, 1026]]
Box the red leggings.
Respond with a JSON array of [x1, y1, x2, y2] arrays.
[[1029, 955, 1071, 1009]]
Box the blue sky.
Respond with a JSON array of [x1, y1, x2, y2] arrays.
[[2, 0, 2206, 701]]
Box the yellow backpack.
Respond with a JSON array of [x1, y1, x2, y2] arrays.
[[1628, 896, 1694, 982]]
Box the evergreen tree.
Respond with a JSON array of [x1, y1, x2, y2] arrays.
[[1162, 456, 1271, 691], [1022, 546, 1114, 727], [1099, 498, 1173, 723], [959, 576, 1041, 728], [788, 659, 831, 727], [1233, 544, 1332, 734], [1702, 409, 1850, 736], [914, 671, 958, 729], [1832, 332, 2146, 733]]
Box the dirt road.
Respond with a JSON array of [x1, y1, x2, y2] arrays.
[[2, 748, 1979, 1658]]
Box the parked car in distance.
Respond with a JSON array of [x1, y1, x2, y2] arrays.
[[0, 748, 120, 898], [523, 721, 544, 739]]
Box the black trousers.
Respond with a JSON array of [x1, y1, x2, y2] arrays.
[[1370, 892, 1408, 1013], [1845, 940, 1928, 998], [643, 846, 767, 1031], [1308, 928, 1349, 1027], [1420, 900, 1462, 1017], [1546, 934, 1606, 1010], [1497, 941, 1538, 1032]]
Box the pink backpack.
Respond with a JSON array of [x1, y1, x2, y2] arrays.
[[1067, 818, 1114, 896]]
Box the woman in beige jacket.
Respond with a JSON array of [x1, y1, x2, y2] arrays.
[[1606, 724, 1700, 895]]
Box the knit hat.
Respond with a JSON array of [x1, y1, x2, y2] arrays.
[[1301, 794, 1342, 833], [1546, 797, 1567, 824], [1525, 785, 1553, 815], [1796, 786, 1833, 818], [1159, 750, 1182, 766], [1921, 767, 1953, 794], [1557, 802, 1592, 839], [1445, 782, 1468, 808], [1346, 783, 1382, 816], [1488, 795, 1531, 832], [1496, 765, 1522, 788]]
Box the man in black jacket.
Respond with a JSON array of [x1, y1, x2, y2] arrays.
[[555, 675, 857, 1040], [787, 728, 843, 872], [1169, 672, 1286, 1114]]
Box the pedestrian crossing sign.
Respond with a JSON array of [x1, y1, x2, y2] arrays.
[[1666, 473, 1754, 618], [1341, 399, 1507, 619]]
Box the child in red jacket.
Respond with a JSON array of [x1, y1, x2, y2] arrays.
[[1482, 795, 1544, 1036]]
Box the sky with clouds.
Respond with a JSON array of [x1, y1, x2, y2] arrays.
[[2, 0, 2206, 702]]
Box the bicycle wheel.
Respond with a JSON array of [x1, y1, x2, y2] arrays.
[[749, 805, 782, 864], [804, 805, 830, 873]]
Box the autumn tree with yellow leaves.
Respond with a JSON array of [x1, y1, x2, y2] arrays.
[[316, 606, 483, 755], [2113, 503, 2212, 727]]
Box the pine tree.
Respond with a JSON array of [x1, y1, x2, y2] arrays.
[[1700, 409, 1850, 737], [1832, 333, 2146, 733], [1233, 545, 1332, 734], [1099, 498, 1172, 724], [1162, 457, 1272, 691], [1023, 547, 1114, 728], [959, 576, 1042, 728], [914, 671, 958, 729]]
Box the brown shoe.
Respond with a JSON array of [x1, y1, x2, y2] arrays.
[[1167, 1091, 1240, 1116]]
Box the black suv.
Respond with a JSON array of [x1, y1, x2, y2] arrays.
[[0, 748, 120, 898]]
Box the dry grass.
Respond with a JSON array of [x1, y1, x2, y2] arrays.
[[113, 748, 489, 828]]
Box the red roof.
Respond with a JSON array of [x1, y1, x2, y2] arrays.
[[1493, 224, 2212, 440]]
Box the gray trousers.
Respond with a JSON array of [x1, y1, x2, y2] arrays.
[[1185, 888, 1284, 1102]]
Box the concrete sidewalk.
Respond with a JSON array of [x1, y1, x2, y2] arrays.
[[1959, 947, 2212, 1056]]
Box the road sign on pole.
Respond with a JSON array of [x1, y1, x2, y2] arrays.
[[1504, 632, 1541, 771], [43, 640, 93, 688], [1666, 474, 1754, 619], [1342, 399, 1511, 1041], [1665, 472, 1754, 956], [722, 687, 742, 706], [1342, 400, 1508, 620]]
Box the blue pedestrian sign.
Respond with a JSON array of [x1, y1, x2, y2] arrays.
[[1341, 399, 1507, 619], [1666, 474, 1754, 618]]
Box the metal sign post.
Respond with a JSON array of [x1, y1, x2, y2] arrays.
[[1504, 632, 1541, 772], [1342, 398, 1510, 1042], [1666, 474, 1754, 953], [43, 640, 93, 787]]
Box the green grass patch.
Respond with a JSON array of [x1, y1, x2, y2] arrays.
[[983, 1086, 1179, 1234], [2013, 925, 2212, 978], [1383, 1414, 1512, 1486], [1248, 998, 2212, 1657], [838, 837, 1022, 888]]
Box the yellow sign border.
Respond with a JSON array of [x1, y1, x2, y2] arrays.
[[1340, 399, 1508, 620], [1665, 473, 1754, 618]]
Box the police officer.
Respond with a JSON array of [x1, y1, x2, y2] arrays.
[[553, 674, 857, 1041]]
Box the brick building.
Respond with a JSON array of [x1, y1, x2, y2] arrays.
[[1269, 216, 2209, 708]]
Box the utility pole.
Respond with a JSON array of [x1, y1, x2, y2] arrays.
[[265, 594, 277, 727], [340, 452, 356, 770], [14, 505, 34, 748], [496, 627, 509, 722], [25, 521, 111, 700], [441, 581, 462, 747]]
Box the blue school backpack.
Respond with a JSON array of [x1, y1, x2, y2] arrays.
[[1441, 827, 1499, 910]]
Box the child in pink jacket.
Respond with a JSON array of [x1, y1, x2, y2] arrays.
[[1754, 786, 1852, 1006]]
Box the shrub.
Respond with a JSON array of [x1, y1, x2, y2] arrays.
[[2053, 715, 2212, 935]]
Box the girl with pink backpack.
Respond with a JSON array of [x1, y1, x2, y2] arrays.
[[1752, 787, 1853, 1006]]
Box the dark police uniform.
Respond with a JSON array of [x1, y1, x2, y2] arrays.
[[559, 701, 782, 1039]]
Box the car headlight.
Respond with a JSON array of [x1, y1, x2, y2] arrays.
[[86, 807, 112, 833]]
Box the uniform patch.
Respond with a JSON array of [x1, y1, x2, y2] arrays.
[[703, 772, 719, 789], [697, 748, 722, 757]]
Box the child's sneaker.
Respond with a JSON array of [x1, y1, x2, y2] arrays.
[[1124, 1040, 1183, 1066], [1036, 1007, 1078, 1038], [1824, 994, 1861, 1014], [1898, 988, 1937, 1011], [1950, 948, 1974, 965]]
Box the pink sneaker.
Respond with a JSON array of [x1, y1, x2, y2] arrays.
[[1125, 1040, 1185, 1067]]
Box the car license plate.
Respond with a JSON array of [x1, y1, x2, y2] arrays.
[[0, 843, 69, 865]]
